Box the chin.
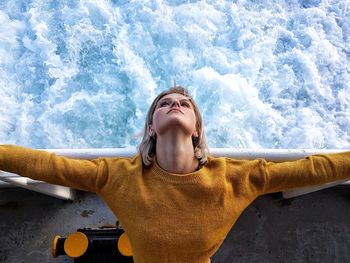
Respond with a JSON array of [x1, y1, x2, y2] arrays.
[[156, 120, 195, 135]]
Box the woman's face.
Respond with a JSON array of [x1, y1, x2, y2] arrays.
[[150, 93, 198, 137]]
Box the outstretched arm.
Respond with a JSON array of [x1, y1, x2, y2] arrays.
[[0, 145, 107, 192], [261, 151, 350, 194]]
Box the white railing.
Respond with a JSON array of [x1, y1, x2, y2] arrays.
[[0, 148, 349, 200]]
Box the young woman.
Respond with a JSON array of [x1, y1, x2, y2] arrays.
[[1, 86, 350, 263]]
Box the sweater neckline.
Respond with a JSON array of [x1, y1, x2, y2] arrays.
[[150, 160, 204, 184]]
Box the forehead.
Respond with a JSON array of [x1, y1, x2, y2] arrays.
[[159, 93, 190, 101]]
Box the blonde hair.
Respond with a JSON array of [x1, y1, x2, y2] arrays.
[[138, 86, 209, 167]]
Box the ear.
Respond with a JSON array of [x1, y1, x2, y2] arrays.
[[149, 125, 155, 136], [193, 131, 199, 137]]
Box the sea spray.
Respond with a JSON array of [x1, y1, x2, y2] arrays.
[[0, 0, 349, 149]]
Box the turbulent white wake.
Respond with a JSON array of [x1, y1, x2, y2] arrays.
[[0, 0, 349, 149]]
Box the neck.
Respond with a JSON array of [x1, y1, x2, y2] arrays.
[[155, 132, 198, 174]]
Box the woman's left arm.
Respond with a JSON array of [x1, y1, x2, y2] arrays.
[[260, 151, 350, 194]]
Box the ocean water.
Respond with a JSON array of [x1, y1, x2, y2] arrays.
[[0, 0, 349, 150]]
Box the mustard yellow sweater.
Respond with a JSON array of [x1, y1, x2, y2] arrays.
[[1, 145, 350, 262]]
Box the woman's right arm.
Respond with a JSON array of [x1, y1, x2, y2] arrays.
[[0, 145, 107, 192]]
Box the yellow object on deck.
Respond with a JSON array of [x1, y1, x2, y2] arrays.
[[64, 232, 89, 258], [118, 232, 133, 256], [51, 235, 61, 258]]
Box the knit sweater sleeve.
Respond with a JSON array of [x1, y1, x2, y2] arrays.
[[261, 151, 350, 194], [0, 145, 107, 192]]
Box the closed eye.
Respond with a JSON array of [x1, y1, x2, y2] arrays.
[[181, 102, 190, 107], [159, 101, 170, 107]]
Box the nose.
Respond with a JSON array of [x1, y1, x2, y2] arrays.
[[170, 100, 180, 108]]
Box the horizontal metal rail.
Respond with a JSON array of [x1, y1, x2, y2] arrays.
[[0, 148, 349, 199]]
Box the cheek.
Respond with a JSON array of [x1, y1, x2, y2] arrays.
[[151, 110, 163, 128], [189, 112, 198, 129]]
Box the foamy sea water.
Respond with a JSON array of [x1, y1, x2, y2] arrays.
[[0, 0, 349, 149]]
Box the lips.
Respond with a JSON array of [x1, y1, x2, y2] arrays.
[[167, 108, 183, 114]]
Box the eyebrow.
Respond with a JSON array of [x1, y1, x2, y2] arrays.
[[158, 98, 191, 103]]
